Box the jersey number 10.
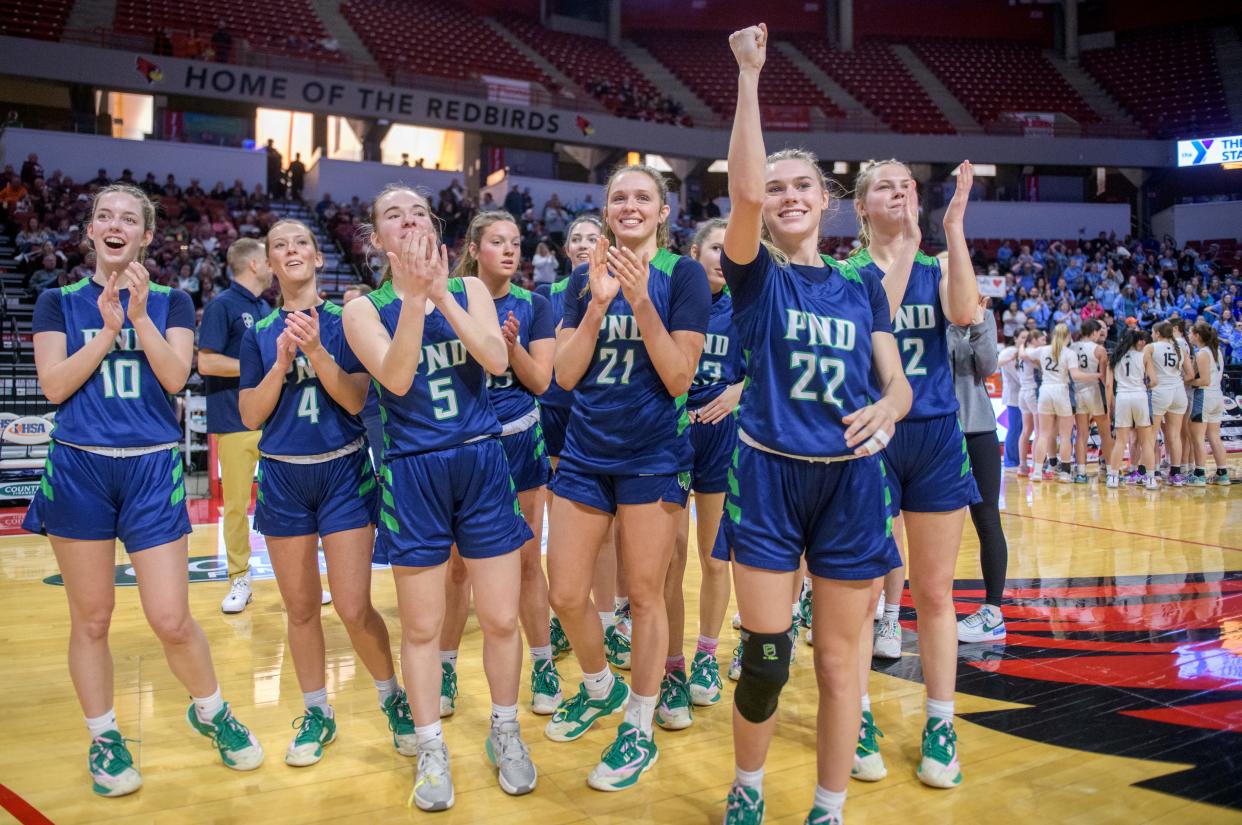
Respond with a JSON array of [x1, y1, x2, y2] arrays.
[[100, 358, 140, 399]]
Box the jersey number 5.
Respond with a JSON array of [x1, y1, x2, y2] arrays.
[[789, 351, 845, 407], [100, 358, 140, 399], [429, 376, 459, 420]]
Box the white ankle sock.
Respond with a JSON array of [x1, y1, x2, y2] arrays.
[[814, 785, 846, 815], [735, 764, 764, 791], [86, 709, 118, 738], [415, 720, 443, 748], [583, 666, 615, 700], [375, 675, 400, 707], [439, 650, 458, 668], [860, 693, 871, 714], [883, 602, 899, 622], [926, 697, 954, 721], [623, 692, 658, 735], [490, 702, 518, 726], [302, 687, 330, 713], [529, 645, 552, 662], [192, 687, 224, 723]]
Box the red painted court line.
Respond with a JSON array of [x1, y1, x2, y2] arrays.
[[1001, 510, 1242, 553], [0, 784, 55, 825]]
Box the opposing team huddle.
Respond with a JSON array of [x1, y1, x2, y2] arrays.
[[25, 24, 1002, 825]]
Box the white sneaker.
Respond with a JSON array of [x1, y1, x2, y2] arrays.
[[874, 592, 886, 622], [872, 617, 902, 659], [957, 605, 1006, 643], [1145, 475, 1159, 490], [1106, 474, 1119, 489], [221, 573, 252, 614], [321, 590, 332, 605]]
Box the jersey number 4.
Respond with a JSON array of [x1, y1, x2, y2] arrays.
[[789, 351, 845, 407], [100, 358, 140, 399], [297, 387, 320, 424]]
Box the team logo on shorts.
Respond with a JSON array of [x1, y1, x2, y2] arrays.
[[678, 471, 691, 491], [876, 572, 1242, 810]]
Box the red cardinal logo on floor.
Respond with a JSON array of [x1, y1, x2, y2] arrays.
[[136, 57, 164, 84], [576, 115, 594, 137]]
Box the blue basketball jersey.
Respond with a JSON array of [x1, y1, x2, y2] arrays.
[[238, 302, 367, 455], [32, 278, 195, 447], [722, 244, 890, 458], [488, 285, 556, 424], [688, 287, 743, 408], [847, 249, 958, 419], [536, 279, 574, 411], [559, 248, 711, 475], [366, 279, 500, 457]]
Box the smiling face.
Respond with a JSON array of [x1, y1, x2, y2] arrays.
[[565, 220, 600, 265], [371, 188, 436, 256], [856, 161, 915, 239], [472, 219, 520, 280], [605, 170, 668, 249], [763, 158, 828, 249], [692, 227, 726, 293], [86, 189, 153, 269], [266, 221, 322, 286]]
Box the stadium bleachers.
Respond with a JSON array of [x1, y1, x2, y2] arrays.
[[341, 0, 550, 87], [113, 0, 343, 62], [634, 31, 845, 123], [1081, 27, 1231, 138], [791, 37, 955, 134], [0, 0, 73, 42], [910, 38, 1102, 128]]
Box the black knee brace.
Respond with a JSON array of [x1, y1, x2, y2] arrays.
[[733, 626, 793, 724]]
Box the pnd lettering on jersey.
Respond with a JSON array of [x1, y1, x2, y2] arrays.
[[423, 339, 467, 376], [603, 315, 643, 343], [782, 309, 856, 351], [703, 333, 730, 357], [82, 328, 145, 352], [893, 304, 936, 333], [292, 356, 317, 383]]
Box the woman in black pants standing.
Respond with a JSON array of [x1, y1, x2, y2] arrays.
[[950, 295, 1009, 643]]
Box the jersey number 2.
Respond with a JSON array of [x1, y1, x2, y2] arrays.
[[597, 347, 635, 385], [790, 352, 845, 407], [901, 339, 927, 376]]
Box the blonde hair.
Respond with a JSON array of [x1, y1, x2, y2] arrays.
[[603, 163, 670, 249], [691, 218, 728, 259], [567, 214, 603, 239], [761, 148, 839, 265], [453, 210, 518, 278], [361, 184, 440, 285], [851, 158, 914, 252], [89, 184, 156, 259], [1050, 322, 1071, 366], [226, 237, 266, 277]]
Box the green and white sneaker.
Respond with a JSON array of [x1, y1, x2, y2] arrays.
[[917, 717, 962, 788], [530, 657, 563, 715], [439, 661, 458, 718], [605, 621, 632, 670], [727, 639, 742, 681], [186, 702, 264, 771], [798, 580, 813, 628], [410, 740, 454, 811], [88, 730, 142, 797], [724, 783, 764, 824], [586, 722, 658, 791], [788, 623, 799, 665], [544, 677, 629, 742], [851, 709, 886, 781], [550, 616, 572, 659], [957, 605, 1006, 643], [285, 706, 337, 767], [804, 807, 842, 825], [1210, 472, 1232, 486], [688, 651, 723, 706], [655, 668, 693, 731], [382, 689, 417, 756]]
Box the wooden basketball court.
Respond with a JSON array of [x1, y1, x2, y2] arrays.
[[0, 474, 1237, 824]]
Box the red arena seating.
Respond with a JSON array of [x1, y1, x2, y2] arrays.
[[791, 37, 954, 135], [342, 0, 549, 86], [0, 0, 73, 41], [1081, 27, 1231, 139], [114, 0, 342, 62], [634, 31, 844, 122], [910, 38, 1101, 127]]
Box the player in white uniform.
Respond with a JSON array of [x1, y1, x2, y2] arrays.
[[1023, 323, 1091, 482], [1071, 319, 1114, 483], [1188, 320, 1232, 486], [1172, 318, 1194, 468], [1148, 321, 1194, 486], [1106, 329, 1157, 489], [1014, 329, 1042, 477], [998, 332, 1023, 469]]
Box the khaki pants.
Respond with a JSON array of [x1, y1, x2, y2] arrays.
[[216, 430, 261, 578]]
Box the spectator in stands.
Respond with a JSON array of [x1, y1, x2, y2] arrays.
[[288, 153, 306, 200], [1053, 299, 1081, 335], [211, 22, 233, 63], [26, 253, 64, 299], [1214, 309, 1235, 340], [315, 192, 333, 218], [542, 194, 568, 248], [67, 251, 94, 284], [15, 216, 49, 254], [265, 140, 284, 198], [0, 173, 28, 209], [479, 192, 499, 212], [139, 173, 163, 196], [531, 241, 558, 287], [163, 174, 182, 197], [1114, 285, 1141, 318], [20, 153, 42, 187], [1080, 296, 1104, 321], [1002, 300, 1026, 338], [503, 186, 524, 217]]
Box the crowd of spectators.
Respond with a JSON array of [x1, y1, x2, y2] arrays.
[[151, 23, 341, 64], [586, 78, 692, 127]]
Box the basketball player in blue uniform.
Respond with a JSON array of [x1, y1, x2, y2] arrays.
[[438, 211, 561, 717], [659, 217, 743, 727], [543, 163, 710, 792], [342, 186, 535, 810], [719, 25, 910, 825], [845, 158, 980, 790], [238, 219, 414, 767], [25, 184, 263, 797]]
